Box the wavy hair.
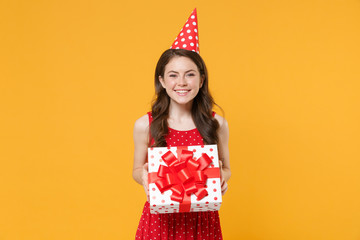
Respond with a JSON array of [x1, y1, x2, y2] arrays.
[[150, 49, 220, 147]]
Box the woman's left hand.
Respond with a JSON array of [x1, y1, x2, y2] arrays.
[[219, 160, 228, 195]]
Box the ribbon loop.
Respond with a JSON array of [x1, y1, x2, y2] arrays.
[[197, 153, 213, 171], [194, 170, 207, 184], [179, 149, 193, 162], [187, 159, 199, 171], [162, 151, 178, 167], [173, 161, 187, 172], [184, 181, 197, 195], [171, 185, 184, 197], [155, 178, 172, 193], [177, 168, 193, 183], [165, 173, 176, 185], [157, 164, 170, 178], [195, 187, 208, 200]]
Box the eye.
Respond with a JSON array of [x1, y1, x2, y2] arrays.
[[187, 73, 196, 77], [169, 74, 177, 78]]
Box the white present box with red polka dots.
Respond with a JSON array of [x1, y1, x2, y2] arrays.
[[148, 145, 222, 214]]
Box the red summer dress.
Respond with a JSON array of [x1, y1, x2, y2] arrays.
[[135, 112, 222, 240]]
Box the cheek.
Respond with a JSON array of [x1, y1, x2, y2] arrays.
[[189, 79, 201, 88], [163, 79, 175, 88]]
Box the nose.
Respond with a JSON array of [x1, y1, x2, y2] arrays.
[[178, 74, 187, 86]]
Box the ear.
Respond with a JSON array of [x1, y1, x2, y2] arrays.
[[159, 76, 166, 89], [200, 75, 205, 88]]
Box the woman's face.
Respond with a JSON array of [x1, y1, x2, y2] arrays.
[[159, 56, 204, 106]]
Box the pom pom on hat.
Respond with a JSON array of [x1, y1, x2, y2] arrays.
[[170, 8, 200, 54]]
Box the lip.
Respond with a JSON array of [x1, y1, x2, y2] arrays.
[[174, 89, 191, 96]]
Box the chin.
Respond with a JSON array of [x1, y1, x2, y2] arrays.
[[171, 97, 194, 106]]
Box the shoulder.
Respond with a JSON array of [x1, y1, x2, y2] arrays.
[[214, 113, 229, 130], [133, 114, 150, 135], [214, 113, 229, 143]]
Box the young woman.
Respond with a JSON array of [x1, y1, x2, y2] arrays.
[[132, 48, 231, 240]]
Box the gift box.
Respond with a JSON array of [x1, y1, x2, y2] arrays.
[[148, 144, 222, 214]]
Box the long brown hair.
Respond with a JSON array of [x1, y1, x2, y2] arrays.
[[150, 49, 220, 147]]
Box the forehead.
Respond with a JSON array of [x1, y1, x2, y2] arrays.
[[165, 56, 198, 73]]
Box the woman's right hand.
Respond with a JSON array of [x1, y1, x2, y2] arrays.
[[142, 163, 149, 202]]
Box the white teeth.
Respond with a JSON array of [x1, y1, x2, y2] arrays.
[[175, 90, 189, 93]]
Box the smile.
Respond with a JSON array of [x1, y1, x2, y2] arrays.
[[175, 90, 190, 93], [174, 89, 191, 96]]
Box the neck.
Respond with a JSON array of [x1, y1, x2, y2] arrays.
[[168, 99, 193, 119]]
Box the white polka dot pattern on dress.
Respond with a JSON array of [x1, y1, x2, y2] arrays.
[[170, 8, 200, 54]]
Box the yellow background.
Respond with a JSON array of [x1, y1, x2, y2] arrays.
[[1, 0, 359, 239]]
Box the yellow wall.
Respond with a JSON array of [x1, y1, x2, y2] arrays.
[[1, 0, 359, 239]]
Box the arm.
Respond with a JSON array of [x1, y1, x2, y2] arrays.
[[132, 115, 150, 198], [214, 114, 231, 195]]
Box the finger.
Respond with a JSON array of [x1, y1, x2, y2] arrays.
[[143, 177, 148, 187], [142, 176, 149, 199], [221, 178, 226, 186], [143, 180, 148, 192], [141, 163, 150, 201], [219, 160, 223, 168], [221, 180, 227, 189], [221, 181, 228, 195], [219, 161, 224, 181], [143, 164, 148, 177], [142, 163, 149, 186], [221, 181, 227, 190], [222, 187, 228, 196]]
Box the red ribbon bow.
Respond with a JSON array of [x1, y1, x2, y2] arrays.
[[149, 146, 220, 212]]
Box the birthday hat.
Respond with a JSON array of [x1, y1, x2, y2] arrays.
[[170, 8, 200, 54]]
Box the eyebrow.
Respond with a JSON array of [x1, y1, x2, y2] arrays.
[[166, 69, 197, 74]]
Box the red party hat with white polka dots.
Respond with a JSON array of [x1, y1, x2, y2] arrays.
[[170, 8, 200, 54]]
